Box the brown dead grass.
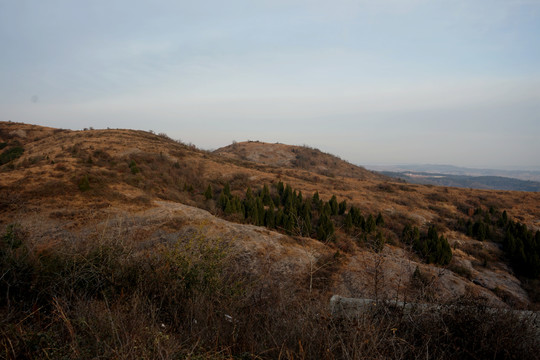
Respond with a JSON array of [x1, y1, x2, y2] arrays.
[[1, 121, 540, 310]]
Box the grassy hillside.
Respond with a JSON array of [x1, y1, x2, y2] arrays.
[[1, 121, 540, 359], [215, 140, 386, 180]]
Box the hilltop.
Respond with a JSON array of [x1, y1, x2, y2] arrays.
[[1, 121, 540, 359], [215, 140, 386, 181]]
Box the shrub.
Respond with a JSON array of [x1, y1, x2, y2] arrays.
[[1, 224, 539, 359], [0, 146, 24, 165], [78, 175, 90, 191], [129, 159, 140, 174]]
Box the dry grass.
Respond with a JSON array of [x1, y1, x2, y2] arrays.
[[2, 121, 540, 357], [1, 223, 539, 360]]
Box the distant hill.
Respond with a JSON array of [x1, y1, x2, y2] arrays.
[[368, 164, 540, 182], [381, 171, 540, 192], [215, 141, 386, 181]]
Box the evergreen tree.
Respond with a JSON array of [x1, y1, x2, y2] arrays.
[[472, 220, 486, 241], [256, 197, 265, 225], [338, 200, 347, 215], [413, 226, 452, 265], [223, 182, 231, 198], [366, 214, 376, 233], [224, 199, 233, 215], [402, 224, 420, 245], [466, 219, 473, 237], [297, 191, 303, 207], [312, 191, 320, 209], [261, 184, 272, 205], [275, 209, 284, 228], [286, 214, 296, 234], [204, 185, 213, 200], [245, 186, 253, 200], [349, 206, 364, 228], [277, 181, 285, 197], [264, 203, 276, 228], [218, 191, 228, 210], [282, 184, 293, 206], [317, 213, 335, 241], [321, 202, 331, 217], [376, 212, 384, 227], [329, 195, 339, 216]]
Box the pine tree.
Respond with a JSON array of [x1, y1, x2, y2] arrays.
[[218, 191, 228, 210], [224, 199, 233, 215], [245, 186, 253, 200], [321, 202, 331, 217], [277, 181, 285, 197], [284, 214, 295, 234], [402, 224, 420, 245], [264, 203, 275, 228], [223, 182, 231, 198], [261, 184, 272, 205], [256, 197, 265, 225], [366, 214, 376, 233], [317, 213, 334, 241], [329, 195, 338, 216], [376, 212, 384, 227], [297, 191, 303, 206], [204, 185, 213, 200], [312, 191, 320, 209], [338, 200, 347, 215], [275, 209, 284, 228], [282, 184, 293, 206]]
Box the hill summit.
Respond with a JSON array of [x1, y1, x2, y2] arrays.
[[215, 141, 385, 181]]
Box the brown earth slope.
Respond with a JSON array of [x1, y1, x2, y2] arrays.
[[215, 140, 387, 181], [1, 121, 540, 309]]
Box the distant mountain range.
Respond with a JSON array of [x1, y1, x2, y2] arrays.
[[366, 164, 540, 192]]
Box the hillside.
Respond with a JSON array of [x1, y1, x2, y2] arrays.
[[215, 140, 386, 181], [2, 121, 540, 359]]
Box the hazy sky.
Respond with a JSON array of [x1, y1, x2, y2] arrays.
[[1, 0, 539, 169]]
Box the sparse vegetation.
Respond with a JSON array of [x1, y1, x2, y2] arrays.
[[1, 224, 539, 359], [2, 122, 540, 358]]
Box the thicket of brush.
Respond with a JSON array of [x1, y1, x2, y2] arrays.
[[1, 223, 539, 359]]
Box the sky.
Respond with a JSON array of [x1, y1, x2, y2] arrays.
[[1, 0, 539, 170]]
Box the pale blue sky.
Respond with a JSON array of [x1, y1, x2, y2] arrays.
[[1, 0, 539, 169]]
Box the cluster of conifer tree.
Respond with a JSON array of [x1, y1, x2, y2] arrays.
[[500, 212, 540, 278], [456, 207, 497, 241], [402, 224, 452, 265], [457, 207, 540, 278], [207, 181, 384, 242]]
